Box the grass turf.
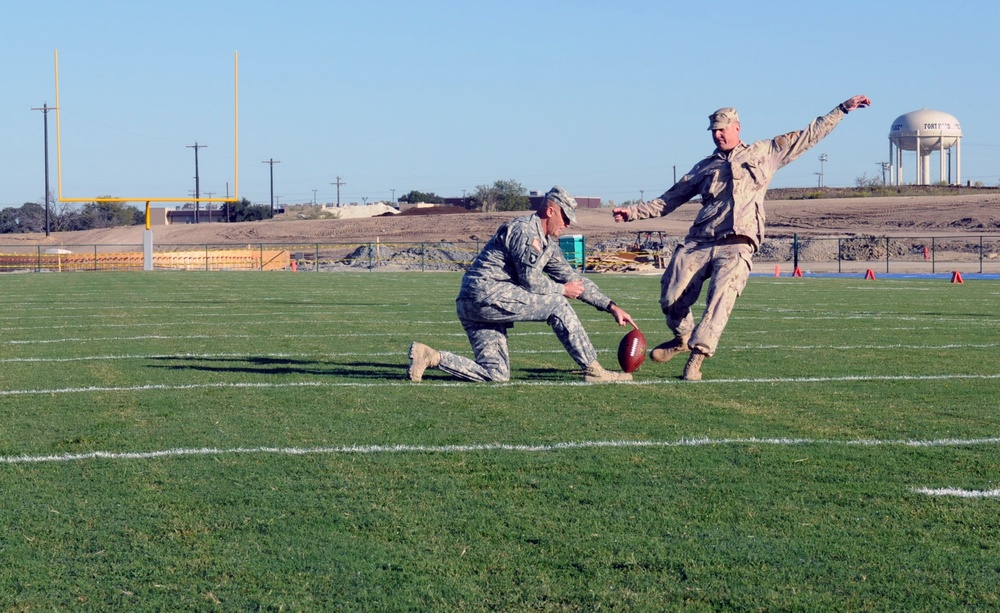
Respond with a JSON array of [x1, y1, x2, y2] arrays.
[[0, 271, 998, 610]]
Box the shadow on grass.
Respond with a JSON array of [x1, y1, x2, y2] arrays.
[[414, 367, 567, 383], [147, 357, 570, 382], [518, 367, 576, 381], [148, 356, 407, 379]]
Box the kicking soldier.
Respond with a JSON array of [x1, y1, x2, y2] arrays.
[[409, 186, 636, 383], [613, 95, 872, 380]]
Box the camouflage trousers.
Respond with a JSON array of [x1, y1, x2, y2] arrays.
[[438, 288, 599, 382], [659, 237, 754, 357]]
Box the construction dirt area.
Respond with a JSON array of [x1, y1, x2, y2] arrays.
[[4, 190, 1000, 274]]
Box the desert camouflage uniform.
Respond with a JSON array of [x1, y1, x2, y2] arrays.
[[624, 104, 849, 356], [436, 213, 614, 382]]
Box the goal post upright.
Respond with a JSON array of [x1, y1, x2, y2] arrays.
[[233, 51, 239, 204], [52, 50, 240, 205]]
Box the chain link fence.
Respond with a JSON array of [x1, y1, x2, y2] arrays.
[[2, 235, 1000, 274]]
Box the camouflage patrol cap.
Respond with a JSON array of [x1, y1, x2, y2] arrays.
[[544, 186, 577, 224], [708, 107, 740, 130]]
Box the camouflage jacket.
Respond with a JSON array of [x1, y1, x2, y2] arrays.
[[457, 213, 612, 311], [625, 105, 848, 250]]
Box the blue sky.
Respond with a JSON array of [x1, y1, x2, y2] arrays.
[[2, 0, 997, 209]]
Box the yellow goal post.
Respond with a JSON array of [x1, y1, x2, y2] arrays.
[[53, 50, 240, 213]]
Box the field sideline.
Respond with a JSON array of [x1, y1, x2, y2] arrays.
[[1, 271, 998, 610]]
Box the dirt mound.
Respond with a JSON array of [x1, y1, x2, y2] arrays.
[[4, 191, 999, 248], [328, 203, 398, 219], [398, 205, 470, 216]]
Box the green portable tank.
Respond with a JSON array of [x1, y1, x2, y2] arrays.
[[558, 234, 585, 270]]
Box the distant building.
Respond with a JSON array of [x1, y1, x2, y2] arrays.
[[528, 191, 601, 210], [164, 207, 228, 224], [440, 192, 603, 211], [163, 205, 284, 224]]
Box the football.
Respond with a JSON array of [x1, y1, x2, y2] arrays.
[[617, 327, 647, 373]]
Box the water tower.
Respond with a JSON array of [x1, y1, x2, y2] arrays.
[[888, 109, 962, 186]]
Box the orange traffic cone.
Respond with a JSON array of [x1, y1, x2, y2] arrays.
[[793, 266, 803, 277], [864, 269, 876, 280], [291, 260, 298, 272], [951, 271, 964, 284], [774, 265, 780, 277]]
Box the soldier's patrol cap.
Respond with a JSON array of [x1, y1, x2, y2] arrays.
[[545, 186, 577, 224], [708, 107, 740, 130]]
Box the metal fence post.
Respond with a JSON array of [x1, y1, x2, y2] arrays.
[[793, 233, 799, 271]]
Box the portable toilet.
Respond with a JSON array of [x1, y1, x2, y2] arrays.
[[559, 234, 585, 269]]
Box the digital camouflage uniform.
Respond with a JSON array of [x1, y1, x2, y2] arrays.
[[436, 213, 615, 382], [624, 104, 850, 357]]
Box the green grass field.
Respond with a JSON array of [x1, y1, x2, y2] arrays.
[[1, 271, 998, 610]]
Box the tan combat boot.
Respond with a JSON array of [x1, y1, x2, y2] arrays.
[[681, 350, 707, 381], [583, 361, 633, 383], [408, 342, 441, 382], [650, 337, 690, 363]]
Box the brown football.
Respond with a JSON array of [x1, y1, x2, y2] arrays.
[[617, 328, 647, 373]]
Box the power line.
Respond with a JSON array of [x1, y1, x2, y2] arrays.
[[331, 176, 346, 206], [30, 102, 54, 236], [187, 142, 207, 223], [262, 158, 281, 216]]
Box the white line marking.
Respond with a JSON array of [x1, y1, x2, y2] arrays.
[[3, 332, 458, 345], [913, 487, 1000, 498], [3, 437, 1000, 465], [4, 372, 1000, 396], [6, 342, 999, 364]]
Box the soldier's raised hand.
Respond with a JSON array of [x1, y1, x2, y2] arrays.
[[841, 95, 871, 112]]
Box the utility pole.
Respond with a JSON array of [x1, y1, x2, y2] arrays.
[[818, 153, 828, 188], [312, 189, 318, 205], [205, 192, 215, 221], [31, 102, 53, 236], [187, 142, 207, 223], [331, 176, 346, 206], [878, 162, 891, 186], [262, 158, 280, 217]]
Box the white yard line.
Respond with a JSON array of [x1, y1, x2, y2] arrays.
[[3, 372, 1000, 396], [3, 340, 999, 362], [2, 436, 999, 466], [913, 487, 1000, 498]]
